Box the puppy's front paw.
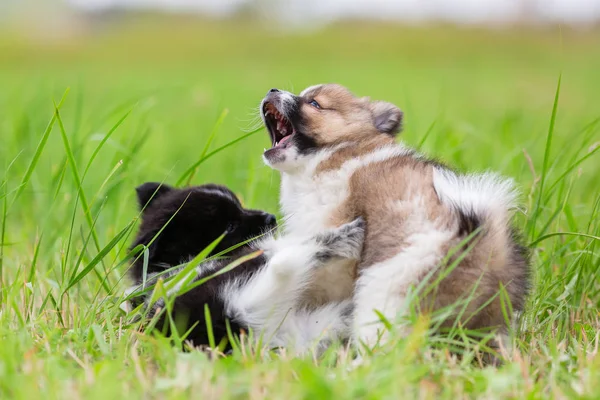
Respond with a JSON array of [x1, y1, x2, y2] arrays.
[[315, 217, 365, 262], [269, 247, 298, 279]]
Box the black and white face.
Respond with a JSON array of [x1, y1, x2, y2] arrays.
[[129, 182, 276, 283], [260, 84, 403, 172]]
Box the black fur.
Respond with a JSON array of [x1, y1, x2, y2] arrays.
[[136, 182, 174, 209], [129, 182, 275, 284], [292, 131, 319, 155], [424, 160, 482, 238], [289, 97, 319, 155], [457, 210, 481, 236], [158, 250, 268, 350], [128, 182, 276, 349]]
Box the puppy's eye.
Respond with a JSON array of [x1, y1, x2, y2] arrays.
[[309, 100, 321, 109]]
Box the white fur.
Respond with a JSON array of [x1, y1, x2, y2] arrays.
[[269, 300, 352, 353], [299, 84, 324, 97], [221, 237, 322, 333], [219, 231, 357, 352], [432, 168, 518, 223], [279, 91, 297, 115], [279, 144, 411, 237]]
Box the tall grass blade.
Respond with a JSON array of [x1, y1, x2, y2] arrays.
[[177, 250, 263, 295], [11, 89, 69, 206], [529, 74, 561, 239], [81, 110, 133, 180], [55, 105, 112, 293], [204, 303, 216, 349], [176, 127, 262, 186], [64, 221, 134, 292], [185, 108, 229, 186], [417, 119, 437, 149], [0, 179, 6, 294], [529, 232, 600, 247]]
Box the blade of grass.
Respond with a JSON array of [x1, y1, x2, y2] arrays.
[[81, 109, 133, 180], [0, 178, 6, 294], [162, 233, 226, 294], [529, 232, 600, 247], [89, 160, 124, 207], [417, 119, 437, 150], [204, 303, 216, 349], [64, 221, 135, 293], [185, 108, 229, 186], [177, 250, 263, 295], [176, 127, 262, 186], [545, 143, 600, 197], [67, 202, 107, 288], [55, 105, 112, 293], [27, 233, 43, 284], [11, 89, 69, 207], [529, 74, 561, 239]]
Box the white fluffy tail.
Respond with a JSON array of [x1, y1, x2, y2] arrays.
[[432, 167, 518, 224]]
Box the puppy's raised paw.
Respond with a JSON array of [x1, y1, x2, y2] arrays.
[[315, 217, 365, 262]]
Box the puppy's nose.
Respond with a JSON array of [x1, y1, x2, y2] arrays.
[[268, 88, 279, 94], [263, 213, 276, 227]]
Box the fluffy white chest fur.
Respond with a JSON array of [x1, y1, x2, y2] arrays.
[[280, 145, 410, 237]]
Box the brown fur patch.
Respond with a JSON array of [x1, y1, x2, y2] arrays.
[[297, 84, 402, 148]]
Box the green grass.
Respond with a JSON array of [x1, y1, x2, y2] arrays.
[[1, 18, 600, 398]]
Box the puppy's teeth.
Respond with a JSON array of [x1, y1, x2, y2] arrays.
[[264, 148, 267, 152]]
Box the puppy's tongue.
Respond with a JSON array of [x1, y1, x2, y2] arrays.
[[276, 134, 293, 148]]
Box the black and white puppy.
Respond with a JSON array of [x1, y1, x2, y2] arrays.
[[128, 182, 364, 353]]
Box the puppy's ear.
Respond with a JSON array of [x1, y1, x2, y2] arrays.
[[135, 182, 174, 209], [369, 101, 403, 136]]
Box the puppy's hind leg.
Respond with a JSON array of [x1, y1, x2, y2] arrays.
[[353, 227, 453, 350]]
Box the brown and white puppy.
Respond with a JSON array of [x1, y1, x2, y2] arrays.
[[260, 84, 530, 348]]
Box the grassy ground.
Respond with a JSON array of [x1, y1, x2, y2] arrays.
[[1, 18, 600, 399]]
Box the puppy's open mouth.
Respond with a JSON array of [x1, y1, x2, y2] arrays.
[[263, 102, 295, 149]]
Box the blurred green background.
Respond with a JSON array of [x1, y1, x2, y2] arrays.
[[2, 17, 599, 228]]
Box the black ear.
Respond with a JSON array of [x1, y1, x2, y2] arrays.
[[135, 182, 174, 209], [370, 101, 403, 136]]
